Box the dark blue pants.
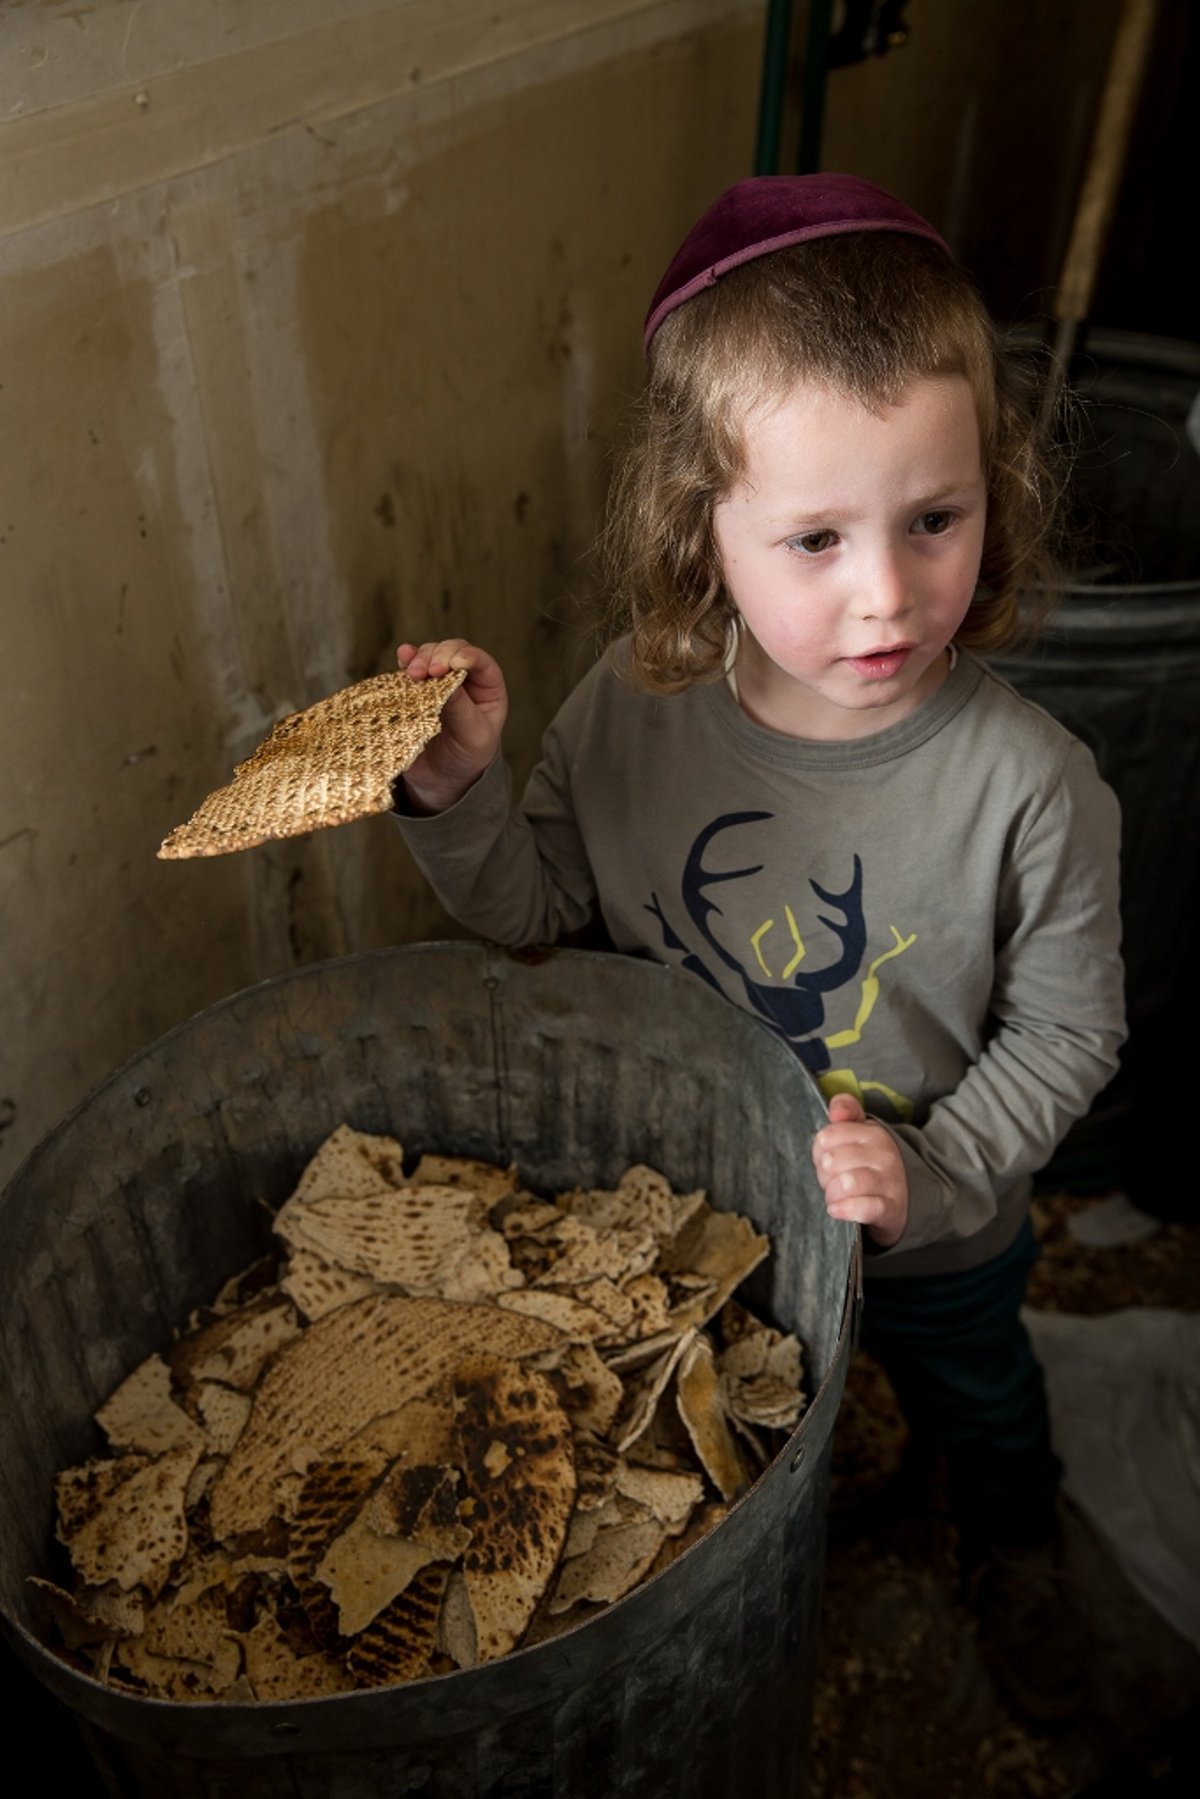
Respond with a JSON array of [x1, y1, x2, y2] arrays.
[[861, 1217, 1062, 1556]]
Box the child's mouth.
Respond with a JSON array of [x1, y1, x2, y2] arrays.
[[844, 646, 912, 680]]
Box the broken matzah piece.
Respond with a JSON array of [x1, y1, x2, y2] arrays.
[[207, 1295, 564, 1541], [658, 1200, 770, 1330], [495, 1287, 615, 1341], [96, 1354, 205, 1458], [235, 1613, 356, 1701], [712, 1298, 807, 1436], [548, 1511, 667, 1613], [287, 1444, 392, 1646], [274, 1184, 487, 1288], [613, 1329, 697, 1455], [29, 1577, 146, 1652], [310, 1461, 470, 1641], [314, 1499, 443, 1640], [111, 1587, 242, 1701], [186, 1382, 254, 1457], [453, 1355, 577, 1661], [157, 668, 466, 859], [347, 1390, 458, 1467], [560, 1165, 707, 1251], [55, 1441, 203, 1599], [409, 1154, 520, 1206], [347, 1560, 453, 1687], [435, 1567, 478, 1669], [613, 1460, 705, 1530], [280, 1247, 383, 1324], [284, 1124, 407, 1207], [534, 1341, 624, 1441], [675, 1335, 750, 1502], [168, 1291, 301, 1394]]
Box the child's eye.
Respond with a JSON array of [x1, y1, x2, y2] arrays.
[[787, 530, 837, 555], [913, 510, 955, 536]]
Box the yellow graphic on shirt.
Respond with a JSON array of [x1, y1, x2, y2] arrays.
[[647, 820, 920, 1116], [819, 1067, 914, 1119], [751, 906, 807, 979], [750, 915, 918, 1121], [824, 926, 916, 1047]]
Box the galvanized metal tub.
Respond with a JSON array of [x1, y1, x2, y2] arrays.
[[0, 943, 858, 1797]]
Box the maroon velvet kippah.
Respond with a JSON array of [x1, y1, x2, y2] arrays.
[[643, 173, 951, 353]]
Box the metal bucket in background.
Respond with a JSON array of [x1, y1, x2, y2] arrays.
[[988, 329, 1200, 1210], [0, 943, 858, 1798]]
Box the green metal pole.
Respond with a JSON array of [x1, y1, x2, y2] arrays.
[[754, 0, 794, 175]]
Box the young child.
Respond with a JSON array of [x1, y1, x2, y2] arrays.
[[392, 175, 1126, 1718]]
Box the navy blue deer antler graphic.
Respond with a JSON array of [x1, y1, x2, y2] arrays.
[[646, 811, 867, 1074]]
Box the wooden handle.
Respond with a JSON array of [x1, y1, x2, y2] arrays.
[[1054, 0, 1159, 325]]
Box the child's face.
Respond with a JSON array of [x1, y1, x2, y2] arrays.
[[713, 374, 987, 740]]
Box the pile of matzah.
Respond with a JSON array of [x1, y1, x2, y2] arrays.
[[34, 1126, 807, 1700]]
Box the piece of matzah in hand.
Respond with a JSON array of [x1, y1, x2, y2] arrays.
[[157, 669, 466, 859]]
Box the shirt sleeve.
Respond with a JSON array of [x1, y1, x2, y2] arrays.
[[885, 739, 1127, 1254], [392, 704, 599, 947]]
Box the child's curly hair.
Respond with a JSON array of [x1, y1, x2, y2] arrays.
[[603, 233, 1065, 692]]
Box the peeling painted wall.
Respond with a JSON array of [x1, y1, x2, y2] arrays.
[[0, 0, 1129, 1181], [0, 1, 764, 1182]]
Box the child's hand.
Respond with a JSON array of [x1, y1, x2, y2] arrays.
[[397, 638, 508, 814], [812, 1093, 909, 1248]]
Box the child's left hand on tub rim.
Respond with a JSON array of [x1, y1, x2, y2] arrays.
[[813, 1092, 909, 1248]]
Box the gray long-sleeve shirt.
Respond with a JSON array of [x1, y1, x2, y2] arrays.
[[396, 644, 1125, 1278]]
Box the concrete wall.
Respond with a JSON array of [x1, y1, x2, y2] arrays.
[[0, 0, 1140, 1181]]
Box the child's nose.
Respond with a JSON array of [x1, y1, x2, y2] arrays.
[[861, 548, 911, 620]]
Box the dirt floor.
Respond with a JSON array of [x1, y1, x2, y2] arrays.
[[810, 1191, 1200, 1799]]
